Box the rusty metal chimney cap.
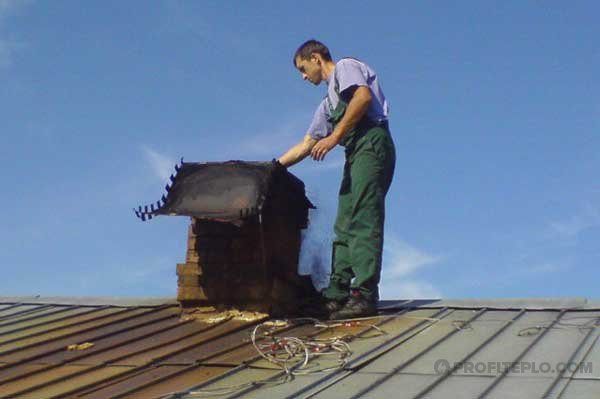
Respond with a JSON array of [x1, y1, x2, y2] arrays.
[[134, 159, 314, 224]]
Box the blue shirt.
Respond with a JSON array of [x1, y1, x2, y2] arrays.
[[307, 58, 389, 140]]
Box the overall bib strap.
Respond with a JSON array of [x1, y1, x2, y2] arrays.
[[325, 63, 387, 148]]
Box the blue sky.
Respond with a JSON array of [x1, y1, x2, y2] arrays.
[[1, 1, 598, 300]]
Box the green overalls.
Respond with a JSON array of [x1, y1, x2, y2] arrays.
[[321, 72, 396, 302]]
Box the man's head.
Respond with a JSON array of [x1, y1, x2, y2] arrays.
[[293, 39, 333, 85]]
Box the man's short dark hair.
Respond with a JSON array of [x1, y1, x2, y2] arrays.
[[293, 39, 332, 67]]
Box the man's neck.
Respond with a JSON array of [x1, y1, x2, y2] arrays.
[[322, 60, 336, 82]]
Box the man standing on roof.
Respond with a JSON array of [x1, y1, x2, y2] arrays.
[[278, 40, 396, 319]]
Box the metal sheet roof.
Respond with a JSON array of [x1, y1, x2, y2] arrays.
[[0, 297, 597, 399]]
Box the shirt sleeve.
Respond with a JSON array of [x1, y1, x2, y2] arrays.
[[306, 99, 332, 140], [335, 59, 369, 100]]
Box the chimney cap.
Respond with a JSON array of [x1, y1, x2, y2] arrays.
[[135, 160, 314, 225]]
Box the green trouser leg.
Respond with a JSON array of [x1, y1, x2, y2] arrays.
[[323, 127, 396, 302]]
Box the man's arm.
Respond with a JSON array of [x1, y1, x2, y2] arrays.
[[310, 86, 372, 161], [278, 134, 318, 167]]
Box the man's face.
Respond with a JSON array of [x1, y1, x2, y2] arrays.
[[295, 55, 322, 85]]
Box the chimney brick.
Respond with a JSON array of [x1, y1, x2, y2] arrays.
[[176, 216, 318, 315]]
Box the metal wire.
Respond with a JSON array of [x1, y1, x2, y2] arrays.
[[171, 318, 385, 397], [160, 313, 600, 398]]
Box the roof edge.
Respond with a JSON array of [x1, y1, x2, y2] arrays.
[[2, 296, 599, 310], [0, 296, 178, 307], [378, 297, 600, 310]]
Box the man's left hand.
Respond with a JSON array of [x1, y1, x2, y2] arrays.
[[311, 135, 340, 161]]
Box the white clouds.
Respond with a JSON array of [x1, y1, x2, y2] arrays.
[[297, 152, 345, 174], [299, 208, 443, 299], [240, 132, 284, 157], [141, 145, 176, 182], [383, 236, 441, 278], [381, 281, 442, 299], [77, 257, 175, 296], [515, 262, 566, 277], [549, 205, 600, 238], [241, 116, 346, 174], [241, 118, 305, 158], [380, 235, 443, 299]]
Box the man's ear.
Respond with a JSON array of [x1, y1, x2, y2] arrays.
[[311, 53, 321, 65]]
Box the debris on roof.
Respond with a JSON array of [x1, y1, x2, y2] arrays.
[[0, 297, 598, 398], [180, 308, 269, 324], [66, 342, 95, 351]]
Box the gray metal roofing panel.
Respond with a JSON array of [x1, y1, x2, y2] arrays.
[[453, 311, 563, 376], [342, 308, 451, 370], [401, 310, 521, 375], [545, 329, 600, 396], [183, 370, 396, 399], [559, 379, 600, 399], [178, 309, 599, 399], [512, 311, 600, 377], [313, 373, 438, 399], [579, 332, 600, 379], [380, 297, 600, 310], [486, 376, 573, 399], [585, 299, 600, 308], [567, 326, 600, 380], [0, 299, 598, 399], [236, 372, 341, 399], [359, 309, 485, 374], [405, 374, 495, 399]]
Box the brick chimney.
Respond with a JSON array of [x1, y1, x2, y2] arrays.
[[136, 160, 318, 315]]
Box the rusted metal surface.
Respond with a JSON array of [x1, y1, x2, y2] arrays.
[[73, 321, 318, 399], [70, 365, 226, 399], [0, 317, 194, 394], [119, 366, 233, 399], [0, 305, 75, 328], [0, 305, 53, 322], [0, 307, 132, 350], [0, 364, 49, 385], [47, 320, 266, 398], [0, 297, 311, 399], [0, 299, 598, 399], [0, 306, 109, 337], [0, 306, 177, 363], [13, 365, 133, 399], [0, 301, 269, 399]]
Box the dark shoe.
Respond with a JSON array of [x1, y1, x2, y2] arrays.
[[324, 298, 346, 312], [300, 297, 346, 319], [329, 294, 377, 320]]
